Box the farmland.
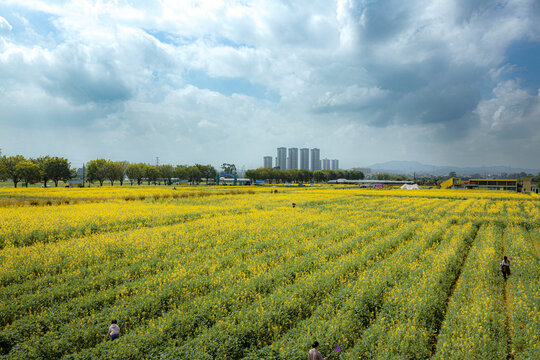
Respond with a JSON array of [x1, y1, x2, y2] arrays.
[[0, 186, 539, 359]]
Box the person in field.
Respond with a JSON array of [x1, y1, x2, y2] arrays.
[[107, 319, 120, 341], [500, 256, 511, 280], [309, 341, 328, 360]]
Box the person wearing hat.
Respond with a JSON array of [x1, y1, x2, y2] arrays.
[[309, 341, 328, 360]]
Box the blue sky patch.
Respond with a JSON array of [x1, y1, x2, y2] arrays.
[[184, 69, 280, 102], [0, 5, 63, 46], [505, 40, 540, 91]]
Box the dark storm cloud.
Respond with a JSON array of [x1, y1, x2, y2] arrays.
[[312, 0, 538, 134]]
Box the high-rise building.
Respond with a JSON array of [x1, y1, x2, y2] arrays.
[[277, 147, 287, 170], [288, 148, 298, 170], [331, 159, 339, 170], [310, 148, 320, 171], [263, 156, 272, 168], [300, 148, 309, 170], [321, 158, 331, 170]]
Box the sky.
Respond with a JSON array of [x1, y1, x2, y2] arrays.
[[0, 0, 539, 170]]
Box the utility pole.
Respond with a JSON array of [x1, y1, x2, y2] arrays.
[[156, 157, 160, 185], [82, 164, 86, 187]]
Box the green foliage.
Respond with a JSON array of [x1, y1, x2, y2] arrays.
[[0, 155, 26, 187], [15, 160, 41, 187], [125, 163, 145, 185], [86, 159, 108, 186]]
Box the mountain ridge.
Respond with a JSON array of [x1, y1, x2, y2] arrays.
[[365, 160, 539, 176]]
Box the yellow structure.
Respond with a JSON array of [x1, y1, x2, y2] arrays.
[[465, 179, 518, 191], [440, 177, 462, 189]]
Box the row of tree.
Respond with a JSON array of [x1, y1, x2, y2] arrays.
[[1, 153, 364, 188], [85, 160, 218, 186], [244, 168, 364, 183], [0, 155, 73, 187]]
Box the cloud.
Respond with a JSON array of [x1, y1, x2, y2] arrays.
[[0, 16, 12, 34], [0, 0, 539, 169], [476, 80, 540, 140]]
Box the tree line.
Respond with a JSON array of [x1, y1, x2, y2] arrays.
[[0, 155, 219, 188], [0, 155, 73, 187], [0, 153, 364, 188], [245, 168, 364, 183], [85, 160, 217, 186]]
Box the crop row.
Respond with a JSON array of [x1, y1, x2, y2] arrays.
[[239, 219, 456, 359], [503, 225, 540, 359], [0, 191, 474, 249], [1, 206, 394, 358], [432, 224, 506, 359], [342, 222, 478, 359]]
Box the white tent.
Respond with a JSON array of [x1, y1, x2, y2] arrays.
[[400, 184, 421, 190]]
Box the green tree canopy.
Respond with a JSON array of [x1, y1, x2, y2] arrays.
[[45, 157, 73, 187], [144, 165, 159, 185], [221, 163, 237, 175], [86, 159, 108, 186], [0, 155, 26, 187], [106, 160, 127, 186], [159, 164, 175, 184], [126, 163, 145, 185], [15, 160, 41, 187]]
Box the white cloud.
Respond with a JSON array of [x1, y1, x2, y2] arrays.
[[0, 16, 12, 35], [0, 0, 539, 169], [476, 80, 540, 139]]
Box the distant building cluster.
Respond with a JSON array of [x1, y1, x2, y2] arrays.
[[264, 147, 339, 171]]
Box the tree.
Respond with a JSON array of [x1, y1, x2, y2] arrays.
[[299, 169, 312, 183], [35, 156, 51, 187], [196, 164, 217, 184], [86, 159, 108, 186], [15, 160, 41, 187], [106, 160, 127, 186], [348, 170, 364, 180], [286, 169, 300, 183], [313, 170, 327, 183], [175, 165, 188, 181], [0, 155, 26, 187], [144, 165, 159, 185], [187, 166, 202, 184], [159, 164, 175, 185], [245, 169, 257, 183], [126, 163, 145, 185], [45, 156, 73, 187], [221, 163, 237, 175]]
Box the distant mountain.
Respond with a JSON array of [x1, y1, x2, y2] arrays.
[[367, 161, 540, 176]]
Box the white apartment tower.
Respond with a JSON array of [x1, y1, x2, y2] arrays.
[[300, 148, 309, 170], [321, 158, 331, 170], [288, 148, 298, 170], [277, 147, 287, 170], [263, 156, 273, 168], [310, 148, 321, 171], [331, 159, 339, 170]]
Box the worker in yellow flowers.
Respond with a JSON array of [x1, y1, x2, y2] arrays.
[[309, 341, 328, 360], [500, 256, 511, 280], [106, 319, 120, 341]]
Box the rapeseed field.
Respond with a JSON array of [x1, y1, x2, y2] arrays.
[[0, 186, 538, 359]]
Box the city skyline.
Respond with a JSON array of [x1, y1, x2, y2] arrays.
[[263, 147, 339, 171]]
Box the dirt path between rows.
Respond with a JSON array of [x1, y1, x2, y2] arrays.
[[502, 228, 515, 359]]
